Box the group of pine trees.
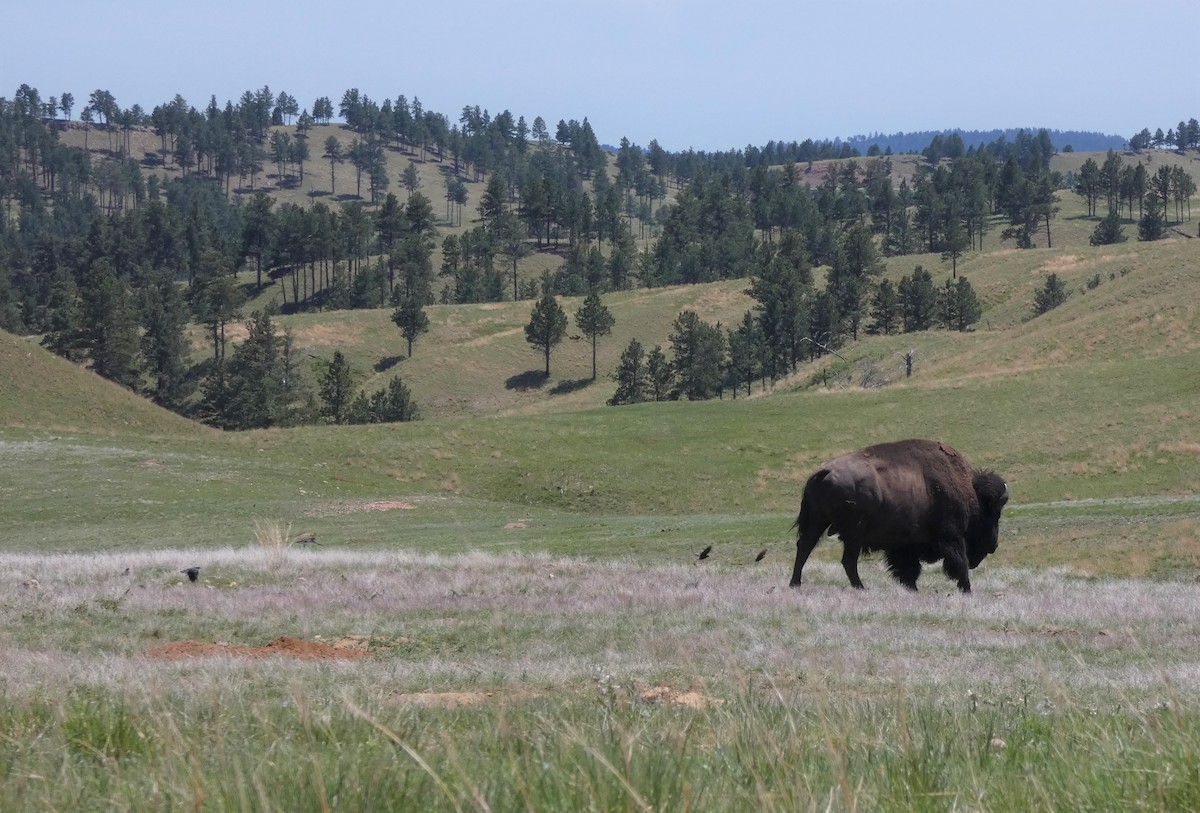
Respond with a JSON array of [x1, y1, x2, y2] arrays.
[[3, 80, 1198, 428]]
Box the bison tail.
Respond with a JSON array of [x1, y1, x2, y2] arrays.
[[793, 468, 831, 531]]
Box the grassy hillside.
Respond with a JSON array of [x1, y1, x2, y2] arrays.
[[0, 330, 207, 436]]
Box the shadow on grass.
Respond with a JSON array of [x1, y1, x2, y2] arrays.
[[550, 378, 594, 395], [375, 355, 404, 373], [506, 371, 548, 391]]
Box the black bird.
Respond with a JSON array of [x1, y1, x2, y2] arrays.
[[754, 548, 768, 563], [696, 545, 712, 561], [181, 566, 200, 582]]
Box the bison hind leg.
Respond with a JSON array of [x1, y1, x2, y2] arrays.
[[884, 550, 921, 591]]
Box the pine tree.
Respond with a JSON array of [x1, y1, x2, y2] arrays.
[[574, 291, 615, 380], [868, 279, 900, 335], [1138, 195, 1167, 241], [524, 292, 567, 376], [79, 260, 141, 389], [950, 276, 982, 331], [219, 311, 295, 429], [391, 291, 430, 357], [609, 338, 648, 405], [726, 311, 762, 397], [1090, 212, 1127, 246], [1033, 274, 1068, 316], [646, 345, 672, 401], [319, 351, 356, 424], [898, 266, 937, 332], [668, 310, 726, 401], [138, 266, 191, 408]]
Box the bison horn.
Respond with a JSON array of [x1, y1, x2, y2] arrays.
[[1001, 481, 1010, 502]]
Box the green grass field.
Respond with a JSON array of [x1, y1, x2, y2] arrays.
[[3, 151, 1200, 809]]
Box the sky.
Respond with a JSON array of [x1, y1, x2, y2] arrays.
[[4, 0, 1199, 153]]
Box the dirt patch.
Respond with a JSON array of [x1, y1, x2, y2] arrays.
[[638, 686, 724, 709], [503, 520, 528, 529], [143, 636, 370, 661], [291, 323, 365, 348]]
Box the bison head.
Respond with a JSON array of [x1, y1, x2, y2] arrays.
[[966, 470, 1010, 568]]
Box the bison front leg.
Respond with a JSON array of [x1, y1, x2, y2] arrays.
[[941, 547, 972, 594]]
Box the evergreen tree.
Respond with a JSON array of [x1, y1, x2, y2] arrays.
[[1033, 274, 1068, 316], [78, 259, 141, 389], [726, 311, 761, 397], [609, 338, 648, 405], [646, 344, 672, 401], [391, 290, 430, 357], [1074, 157, 1102, 216], [746, 238, 812, 379], [1090, 211, 1127, 246], [574, 291, 615, 380], [950, 276, 982, 331], [190, 250, 244, 362], [826, 223, 884, 340], [668, 310, 726, 400], [938, 276, 983, 331], [1138, 195, 1167, 241], [318, 350, 356, 424], [138, 266, 191, 408], [497, 211, 530, 300], [323, 136, 343, 196], [41, 272, 85, 362], [478, 173, 508, 229], [868, 278, 900, 335], [524, 292, 567, 376], [356, 376, 419, 423], [218, 311, 294, 429], [897, 266, 938, 332]]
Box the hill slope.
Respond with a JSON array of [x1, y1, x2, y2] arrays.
[[0, 331, 207, 435]]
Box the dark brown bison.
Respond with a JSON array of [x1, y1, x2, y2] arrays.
[[788, 439, 1009, 593]]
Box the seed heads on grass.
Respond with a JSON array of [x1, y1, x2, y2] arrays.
[[253, 518, 292, 565]]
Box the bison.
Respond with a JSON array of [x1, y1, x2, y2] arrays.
[[788, 439, 1009, 593]]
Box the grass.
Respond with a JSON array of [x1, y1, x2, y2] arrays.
[[5, 549, 1200, 810]]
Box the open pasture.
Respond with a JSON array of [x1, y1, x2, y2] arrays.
[[4, 544, 1200, 811]]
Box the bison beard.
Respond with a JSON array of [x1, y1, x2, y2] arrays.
[[788, 439, 1009, 594]]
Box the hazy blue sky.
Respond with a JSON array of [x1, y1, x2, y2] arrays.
[[4, 0, 1198, 152]]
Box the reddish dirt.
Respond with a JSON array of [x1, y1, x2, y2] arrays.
[[143, 636, 370, 661]]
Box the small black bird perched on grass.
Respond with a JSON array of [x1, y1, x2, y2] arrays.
[[696, 545, 712, 561], [754, 548, 768, 562], [181, 566, 200, 583]]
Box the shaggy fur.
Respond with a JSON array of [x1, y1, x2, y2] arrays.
[[789, 439, 1009, 593]]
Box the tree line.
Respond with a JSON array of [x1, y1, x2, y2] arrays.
[[3, 80, 1198, 429]]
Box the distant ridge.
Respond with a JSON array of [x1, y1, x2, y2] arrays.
[[843, 128, 1127, 155]]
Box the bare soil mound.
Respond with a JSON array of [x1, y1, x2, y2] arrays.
[[144, 636, 370, 661]]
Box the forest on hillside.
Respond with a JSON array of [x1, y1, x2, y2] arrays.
[[1, 82, 1197, 429]]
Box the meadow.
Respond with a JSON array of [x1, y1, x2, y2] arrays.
[[3, 150, 1200, 810]]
